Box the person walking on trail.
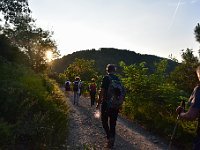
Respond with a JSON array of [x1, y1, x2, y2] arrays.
[[89, 78, 97, 106], [176, 65, 200, 150], [65, 80, 71, 91], [96, 64, 125, 148], [73, 76, 81, 105]]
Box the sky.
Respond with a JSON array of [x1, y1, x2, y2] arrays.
[[28, 0, 200, 61]]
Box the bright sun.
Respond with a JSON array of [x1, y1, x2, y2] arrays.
[[46, 51, 53, 62]]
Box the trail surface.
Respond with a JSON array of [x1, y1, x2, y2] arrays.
[[64, 90, 177, 150]]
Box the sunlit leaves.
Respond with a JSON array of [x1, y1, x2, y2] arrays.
[[2, 18, 59, 72], [0, 0, 59, 73]]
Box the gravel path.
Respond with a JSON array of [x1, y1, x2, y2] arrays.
[[64, 90, 177, 150]]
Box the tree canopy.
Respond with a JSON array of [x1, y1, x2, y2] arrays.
[[0, 0, 59, 73], [64, 58, 98, 81], [0, 0, 31, 24], [170, 48, 199, 93]]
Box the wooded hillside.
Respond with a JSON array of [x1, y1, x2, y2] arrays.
[[51, 48, 178, 74]]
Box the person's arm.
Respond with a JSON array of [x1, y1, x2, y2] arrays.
[[177, 86, 200, 121], [178, 106, 200, 121]]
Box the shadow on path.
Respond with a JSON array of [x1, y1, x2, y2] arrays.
[[63, 89, 175, 150]]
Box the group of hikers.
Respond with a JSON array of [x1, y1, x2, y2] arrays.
[[64, 76, 97, 106], [65, 64, 200, 149]]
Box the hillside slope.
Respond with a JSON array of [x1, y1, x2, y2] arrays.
[[52, 48, 177, 74]]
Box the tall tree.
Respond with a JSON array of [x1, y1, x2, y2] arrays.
[[0, 0, 31, 24], [170, 48, 199, 93], [3, 19, 59, 72], [1, 1, 59, 73]]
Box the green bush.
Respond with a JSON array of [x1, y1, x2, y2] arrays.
[[0, 59, 69, 149], [120, 60, 196, 149]]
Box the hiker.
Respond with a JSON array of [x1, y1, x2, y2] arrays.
[[96, 64, 125, 148], [176, 65, 200, 150], [65, 80, 71, 91], [89, 78, 97, 106], [73, 76, 81, 105]]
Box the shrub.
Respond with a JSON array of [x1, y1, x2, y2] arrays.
[[0, 59, 69, 149]]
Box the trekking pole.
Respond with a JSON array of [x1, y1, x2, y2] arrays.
[[168, 100, 185, 150]]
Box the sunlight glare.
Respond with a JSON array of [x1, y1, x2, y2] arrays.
[[46, 51, 53, 62], [94, 110, 101, 119]]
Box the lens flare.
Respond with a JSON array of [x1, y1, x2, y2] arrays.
[[94, 110, 101, 118], [46, 51, 53, 62]]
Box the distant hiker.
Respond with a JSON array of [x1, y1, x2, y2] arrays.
[[176, 65, 200, 150], [89, 78, 97, 106], [73, 76, 81, 105], [65, 80, 71, 91], [96, 64, 125, 148]]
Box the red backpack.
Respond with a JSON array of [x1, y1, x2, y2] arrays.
[[90, 83, 96, 92]]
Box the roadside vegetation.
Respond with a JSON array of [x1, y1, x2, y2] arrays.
[[0, 58, 69, 149], [0, 1, 69, 149]]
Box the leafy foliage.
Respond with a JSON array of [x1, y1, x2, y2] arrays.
[[64, 58, 98, 81], [0, 34, 29, 65], [0, 58, 69, 149], [3, 20, 59, 72], [120, 60, 196, 148], [0, 0, 59, 73], [170, 48, 199, 93], [0, 0, 31, 24]]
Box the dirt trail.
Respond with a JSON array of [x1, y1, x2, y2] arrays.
[[64, 90, 177, 150]]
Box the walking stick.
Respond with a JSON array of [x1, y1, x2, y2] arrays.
[[168, 100, 185, 150]]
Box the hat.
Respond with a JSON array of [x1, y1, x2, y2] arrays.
[[106, 64, 116, 72], [75, 76, 80, 80]]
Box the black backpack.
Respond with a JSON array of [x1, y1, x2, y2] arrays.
[[65, 81, 70, 91], [73, 81, 79, 92], [106, 75, 125, 109]]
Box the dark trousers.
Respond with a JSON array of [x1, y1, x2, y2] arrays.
[[101, 102, 119, 139], [193, 134, 200, 150], [90, 91, 96, 106]]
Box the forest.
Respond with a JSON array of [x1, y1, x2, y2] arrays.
[[1, 0, 200, 149]]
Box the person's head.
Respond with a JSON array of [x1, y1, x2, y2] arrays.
[[91, 78, 95, 82], [75, 76, 80, 81], [106, 64, 116, 74], [196, 66, 200, 81]]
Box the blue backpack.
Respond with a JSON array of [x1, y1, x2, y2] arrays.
[[106, 75, 125, 109]]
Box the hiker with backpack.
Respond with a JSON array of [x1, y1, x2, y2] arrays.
[[96, 64, 125, 148], [73, 76, 81, 105], [89, 78, 97, 106], [176, 65, 200, 150], [65, 80, 71, 91]]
